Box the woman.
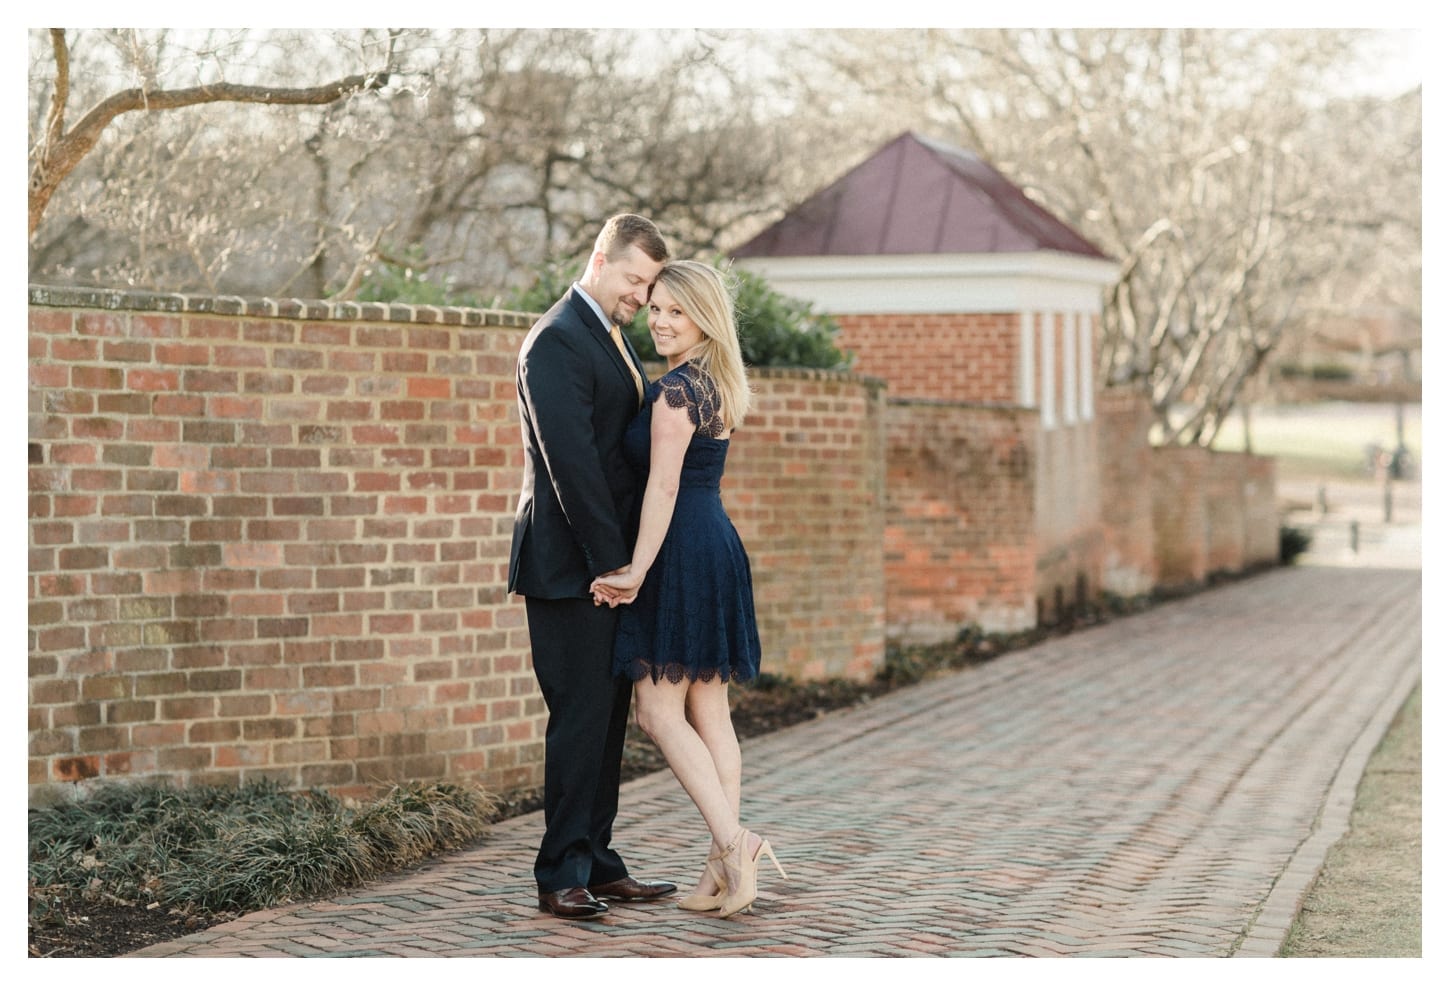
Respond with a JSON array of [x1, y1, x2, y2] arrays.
[[591, 260, 786, 918]]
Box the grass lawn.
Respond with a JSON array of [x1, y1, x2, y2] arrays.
[[1205, 402, 1420, 480]]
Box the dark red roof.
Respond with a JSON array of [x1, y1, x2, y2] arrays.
[[734, 132, 1108, 260]]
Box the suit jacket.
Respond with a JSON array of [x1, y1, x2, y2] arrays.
[[508, 286, 649, 599]]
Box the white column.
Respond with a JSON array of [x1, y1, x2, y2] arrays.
[[1079, 311, 1095, 421], [1018, 309, 1036, 409], [1062, 310, 1078, 425], [1039, 311, 1056, 430]]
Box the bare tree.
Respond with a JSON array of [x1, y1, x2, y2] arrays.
[[793, 28, 1420, 446], [28, 25, 1416, 381], [29, 29, 398, 238], [340, 29, 828, 297], [28, 29, 838, 300]]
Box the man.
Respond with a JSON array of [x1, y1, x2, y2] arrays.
[[508, 214, 676, 920]]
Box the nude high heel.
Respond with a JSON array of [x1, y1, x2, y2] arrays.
[[678, 853, 728, 912], [717, 828, 788, 918]]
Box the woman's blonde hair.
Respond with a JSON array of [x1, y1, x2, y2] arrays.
[[652, 260, 752, 432]]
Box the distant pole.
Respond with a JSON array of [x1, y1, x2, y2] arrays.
[[1384, 462, 1394, 523], [1393, 401, 1407, 478]]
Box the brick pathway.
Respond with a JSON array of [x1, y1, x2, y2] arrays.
[[132, 559, 1420, 958]]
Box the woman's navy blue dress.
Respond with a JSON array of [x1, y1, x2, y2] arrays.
[[612, 363, 761, 684]]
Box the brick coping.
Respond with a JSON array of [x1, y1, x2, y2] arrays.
[[28, 283, 535, 328], [29, 283, 887, 388]]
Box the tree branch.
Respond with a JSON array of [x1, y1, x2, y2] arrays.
[[29, 30, 390, 237]]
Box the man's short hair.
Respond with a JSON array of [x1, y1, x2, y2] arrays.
[[595, 214, 669, 264]]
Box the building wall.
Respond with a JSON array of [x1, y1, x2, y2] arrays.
[[835, 312, 1018, 404], [840, 308, 1104, 630], [1031, 312, 1103, 621], [27, 288, 887, 804]]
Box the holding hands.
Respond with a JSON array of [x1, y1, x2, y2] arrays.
[[592, 566, 644, 607]]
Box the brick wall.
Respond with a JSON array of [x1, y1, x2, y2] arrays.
[[28, 291, 537, 805], [27, 284, 1279, 803], [1097, 390, 1157, 595], [1150, 446, 1211, 586], [1242, 454, 1280, 567], [835, 313, 1018, 404], [1148, 443, 1206, 585], [723, 369, 887, 681], [884, 400, 1038, 641], [28, 288, 888, 805], [1207, 450, 1281, 573], [1204, 452, 1248, 574], [1033, 419, 1103, 622]]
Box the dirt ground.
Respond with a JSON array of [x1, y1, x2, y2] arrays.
[[1279, 682, 1423, 957]]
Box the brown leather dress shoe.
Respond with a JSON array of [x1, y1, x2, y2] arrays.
[[587, 876, 677, 902], [537, 886, 609, 920]]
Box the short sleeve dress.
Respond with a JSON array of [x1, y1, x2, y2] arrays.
[[612, 363, 762, 685]]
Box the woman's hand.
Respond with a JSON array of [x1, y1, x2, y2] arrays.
[[591, 566, 644, 607]]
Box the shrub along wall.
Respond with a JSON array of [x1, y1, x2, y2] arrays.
[[27, 287, 887, 805]]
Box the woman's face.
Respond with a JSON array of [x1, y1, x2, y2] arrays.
[[647, 282, 705, 368]]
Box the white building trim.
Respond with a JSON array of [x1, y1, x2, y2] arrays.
[[734, 251, 1118, 316], [1078, 312, 1095, 421]]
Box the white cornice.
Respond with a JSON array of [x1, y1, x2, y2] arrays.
[[734, 251, 1120, 315]]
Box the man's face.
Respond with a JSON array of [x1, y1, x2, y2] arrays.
[[585, 244, 665, 327]]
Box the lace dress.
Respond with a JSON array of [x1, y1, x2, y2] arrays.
[[612, 363, 762, 684]]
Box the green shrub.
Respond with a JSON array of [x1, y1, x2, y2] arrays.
[[358, 246, 849, 372], [29, 780, 498, 917], [1278, 362, 1354, 382], [1280, 525, 1314, 564], [505, 255, 849, 371], [730, 262, 848, 370], [354, 245, 489, 309]]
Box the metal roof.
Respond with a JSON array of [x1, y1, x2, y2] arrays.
[[734, 131, 1108, 260]]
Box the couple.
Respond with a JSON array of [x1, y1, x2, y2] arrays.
[[508, 214, 786, 921]]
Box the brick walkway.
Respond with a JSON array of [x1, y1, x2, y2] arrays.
[[132, 556, 1420, 958]]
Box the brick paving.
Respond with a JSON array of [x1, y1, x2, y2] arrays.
[[132, 552, 1420, 958]]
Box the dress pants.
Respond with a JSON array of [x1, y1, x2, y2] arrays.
[[525, 595, 634, 893]]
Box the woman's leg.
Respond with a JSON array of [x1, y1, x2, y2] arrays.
[[682, 678, 743, 894], [633, 676, 739, 852], [685, 679, 741, 823]]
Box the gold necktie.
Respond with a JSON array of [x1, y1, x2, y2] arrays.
[[609, 324, 644, 405]]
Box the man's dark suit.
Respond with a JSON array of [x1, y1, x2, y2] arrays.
[[508, 285, 649, 893]]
